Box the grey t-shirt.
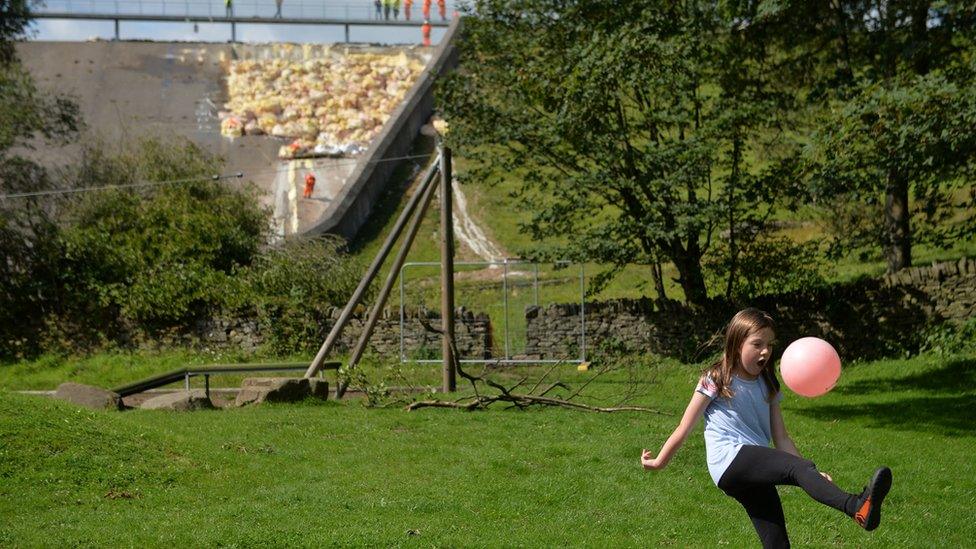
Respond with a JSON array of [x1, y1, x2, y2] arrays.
[[696, 374, 783, 486]]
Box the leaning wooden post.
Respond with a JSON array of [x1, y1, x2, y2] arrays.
[[335, 170, 439, 398], [304, 157, 440, 379], [439, 144, 456, 393]]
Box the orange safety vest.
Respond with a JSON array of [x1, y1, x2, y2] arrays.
[[421, 22, 431, 46], [303, 173, 316, 198]]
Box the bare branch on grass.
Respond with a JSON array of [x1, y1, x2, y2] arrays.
[[406, 316, 669, 415]]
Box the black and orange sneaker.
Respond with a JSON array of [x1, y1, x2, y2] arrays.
[[853, 467, 892, 531]]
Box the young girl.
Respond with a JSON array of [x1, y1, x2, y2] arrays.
[[641, 308, 892, 548]]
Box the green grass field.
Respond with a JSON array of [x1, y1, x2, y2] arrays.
[[2, 351, 973, 546]]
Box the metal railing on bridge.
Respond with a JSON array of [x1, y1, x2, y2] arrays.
[[31, 0, 458, 22]]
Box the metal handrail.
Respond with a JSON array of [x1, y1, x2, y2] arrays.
[[112, 361, 340, 396], [31, 0, 458, 21]]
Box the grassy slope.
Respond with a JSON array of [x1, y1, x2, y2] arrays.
[[347, 150, 691, 356], [1, 352, 974, 546]]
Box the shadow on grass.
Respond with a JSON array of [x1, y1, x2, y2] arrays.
[[833, 357, 976, 396], [793, 393, 976, 437], [793, 358, 976, 436]]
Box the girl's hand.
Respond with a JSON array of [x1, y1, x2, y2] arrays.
[[820, 471, 833, 482], [640, 449, 664, 471]]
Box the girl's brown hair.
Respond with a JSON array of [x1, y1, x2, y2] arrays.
[[703, 308, 780, 400]]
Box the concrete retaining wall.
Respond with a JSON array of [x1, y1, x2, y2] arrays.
[[307, 18, 463, 240]]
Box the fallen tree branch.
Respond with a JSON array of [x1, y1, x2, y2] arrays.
[[406, 394, 668, 413], [405, 315, 670, 415]]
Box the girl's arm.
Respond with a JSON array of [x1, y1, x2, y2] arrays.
[[770, 401, 802, 457], [771, 401, 834, 481], [641, 391, 711, 470]]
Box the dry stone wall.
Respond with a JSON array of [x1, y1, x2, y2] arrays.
[[195, 306, 491, 359], [525, 258, 976, 361], [157, 258, 975, 362]]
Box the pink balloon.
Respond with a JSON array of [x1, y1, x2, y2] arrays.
[[779, 337, 841, 397]]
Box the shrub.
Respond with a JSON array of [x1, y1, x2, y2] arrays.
[[246, 235, 365, 355], [705, 231, 828, 300], [51, 137, 266, 347], [920, 319, 976, 357]]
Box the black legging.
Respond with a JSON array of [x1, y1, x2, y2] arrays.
[[718, 445, 859, 548]]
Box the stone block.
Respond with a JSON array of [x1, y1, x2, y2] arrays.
[[234, 377, 329, 406], [141, 390, 215, 411], [54, 382, 123, 411]]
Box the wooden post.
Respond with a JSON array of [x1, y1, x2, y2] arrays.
[[439, 145, 456, 392], [336, 173, 439, 398]]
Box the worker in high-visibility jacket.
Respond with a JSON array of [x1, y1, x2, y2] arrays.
[[225, 0, 233, 17], [392, 0, 401, 19], [437, 0, 445, 20], [421, 20, 431, 46], [422, 0, 431, 21], [303, 172, 316, 199], [404, 0, 413, 20]]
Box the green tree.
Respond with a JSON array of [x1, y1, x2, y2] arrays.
[[807, 69, 976, 268], [0, 0, 31, 65], [750, 1, 976, 271], [440, 0, 806, 304], [56, 138, 267, 340]]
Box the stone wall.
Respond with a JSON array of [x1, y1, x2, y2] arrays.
[[525, 258, 976, 361], [182, 258, 976, 362], [195, 306, 491, 359]]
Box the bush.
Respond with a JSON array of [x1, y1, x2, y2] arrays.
[[46, 137, 267, 350], [705, 231, 828, 300], [1, 136, 383, 359], [246, 235, 365, 355], [920, 319, 976, 357]]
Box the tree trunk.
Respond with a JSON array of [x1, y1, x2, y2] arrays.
[[725, 135, 742, 299], [910, 1, 932, 75], [672, 247, 709, 306], [883, 171, 911, 272], [650, 259, 667, 302]]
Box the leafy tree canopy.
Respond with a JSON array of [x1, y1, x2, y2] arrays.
[[754, 0, 976, 270], [0, 0, 83, 353], [57, 138, 266, 333], [0, 0, 31, 65], [806, 65, 976, 267], [441, 0, 809, 304]]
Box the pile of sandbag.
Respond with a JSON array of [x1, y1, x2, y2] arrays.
[[219, 51, 426, 158]]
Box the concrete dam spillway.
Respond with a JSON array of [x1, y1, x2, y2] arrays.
[[16, 38, 451, 240]]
